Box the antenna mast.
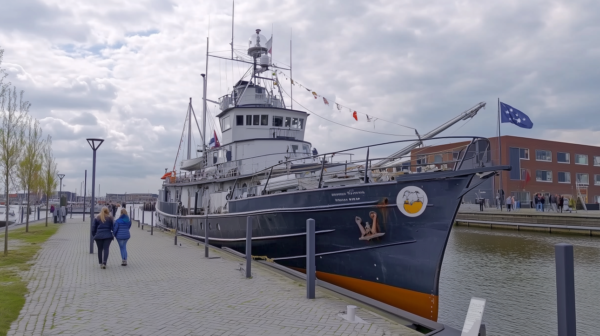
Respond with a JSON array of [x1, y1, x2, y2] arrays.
[[231, 1, 234, 60], [187, 98, 192, 160]]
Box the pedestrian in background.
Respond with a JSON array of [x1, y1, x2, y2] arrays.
[[551, 194, 559, 212], [92, 207, 114, 269], [541, 194, 546, 212], [505, 195, 512, 212], [114, 208, 132, 266], [111, 202, 117, 217]]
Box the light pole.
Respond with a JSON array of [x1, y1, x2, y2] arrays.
[[83, 170, 87, 222], [57, 174, 65, 223], [87, 138, 104, 254]]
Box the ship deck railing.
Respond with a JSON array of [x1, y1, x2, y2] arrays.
[[165, 136, 494, 192]]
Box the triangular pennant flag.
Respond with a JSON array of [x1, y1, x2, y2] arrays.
[[323, 97, 329, 105], [336, 103, 342, 111], [312, 92, 318, 99], [353, 111, 358, 121]]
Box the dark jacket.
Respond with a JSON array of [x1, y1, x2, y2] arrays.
[[113, 214, 131, 240], [92, 216, 114, 240]]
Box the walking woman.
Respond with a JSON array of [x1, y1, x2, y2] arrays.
[[114, 208, 132, 266], [92, 207, 114, 269]]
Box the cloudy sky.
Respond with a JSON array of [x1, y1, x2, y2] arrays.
[[1, 0, 599, 196]]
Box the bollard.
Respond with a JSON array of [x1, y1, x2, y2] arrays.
[[175, 216, 179, 245], [130, 206, 132, 218], [306, 218, 316, 299], [347, 305, 356, 322], [37, 206, 40, 220], [151, 210, 154, 235], [246, 216, 252, 278], [555, 243, 576, 336], [21, 207, 24, 223], [141, 210, 144, 227]]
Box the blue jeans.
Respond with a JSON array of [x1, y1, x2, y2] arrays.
[[117, 239, 129, 260], [536, 203, 543, 211]]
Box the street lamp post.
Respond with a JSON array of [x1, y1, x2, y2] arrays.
[[87, 138, 104, 254], [57, 174, 65, 223], [83, 170, 87, 221]]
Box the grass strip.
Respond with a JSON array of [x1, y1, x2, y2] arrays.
[[0, 223, 59, 336]]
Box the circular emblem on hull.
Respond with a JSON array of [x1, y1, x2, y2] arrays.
[[397, 186, 428, 217]]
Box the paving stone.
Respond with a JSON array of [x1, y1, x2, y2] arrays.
[[8, 218, 421, 336]]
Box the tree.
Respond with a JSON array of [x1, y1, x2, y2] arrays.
[[42, 135, 57, 227], [0, 86, 28, 255], [17, 117, 44, 232]]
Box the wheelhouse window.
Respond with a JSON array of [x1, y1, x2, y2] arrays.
[[302, 145, 310, 153], [535, 150, 551, 162], [221, 116, 231, 131], [260, 114, 269, 126], [575, 154, 588, 165], [558, 172, 571, 183], [594, 156, 600, 166], [236, 115, 244, 126], [536, 170, 552, 182], [299, 118, 304, 129], [273, 116, 283, 127], [284, 117, 291, 127], [252, 115, 260, 125], [246, 115, 252, 125], [576, 173, 589, 185], [557, 152, 570, 164], [291, 118, 301, 129]]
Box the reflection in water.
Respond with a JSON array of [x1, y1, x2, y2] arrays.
[[439, 226, 600, 336]]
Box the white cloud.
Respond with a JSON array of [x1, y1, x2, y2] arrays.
[[1, 0, 599, 195]]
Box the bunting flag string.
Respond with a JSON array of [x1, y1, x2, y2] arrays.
[[275, 70, 414, 129]]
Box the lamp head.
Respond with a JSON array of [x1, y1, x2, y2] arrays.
[[57, 174, 65, 179], [86, 138, 104, 150]]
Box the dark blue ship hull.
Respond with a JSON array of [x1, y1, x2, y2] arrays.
[[157, 167, 498, 321]]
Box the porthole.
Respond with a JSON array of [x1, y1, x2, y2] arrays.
[[217, 223, 221, 231]]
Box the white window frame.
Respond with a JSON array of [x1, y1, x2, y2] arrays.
[[594, 156, 600, 167], [557, 152, 570, 164], [519, 148, 530, 160], [557, 172, 571, 184], [221, 116, 231, 131], [595, 174, 600, 186], [576, 173, 589, 185], [536, 170, 552, 183], [535, 149, 552, 162], [575, 154, 588, 165]]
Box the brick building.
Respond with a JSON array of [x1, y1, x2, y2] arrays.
[[410, 136, 600, 207]]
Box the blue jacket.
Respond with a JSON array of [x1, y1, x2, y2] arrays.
[[113, 214, 131, 240], [92, 216, 114, 240]]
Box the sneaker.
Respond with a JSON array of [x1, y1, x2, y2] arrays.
[[101, 264, 106, 269], [123, 260, 127, 266]]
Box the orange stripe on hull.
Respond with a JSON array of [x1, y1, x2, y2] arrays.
[[293, 267, 438, 321]]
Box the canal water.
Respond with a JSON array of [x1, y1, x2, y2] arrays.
[[438, 226, 599, 336]]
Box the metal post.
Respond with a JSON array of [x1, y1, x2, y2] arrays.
[[87, 139, 103, 254], [364, 147, 370, 184], [141, 209, 144, 227], [20, 207, 24, 223], [37, 206, 40, 220], [246, 216, 252, 278], [175, 216, 178, 245], [58, 174, 64, 223], [306, 218, 316, 299], [151, 210, 154, 235], [83, 170, 87, 222], [204, 202, 209, 258], [555, 243, 576, 336]]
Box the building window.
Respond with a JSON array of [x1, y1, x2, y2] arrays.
[[575, 154, 588, 165], [452, 151, 461, 160], [536, 170, 552, 182], [594, 156, 600, 166], [273, 116, 283, 127], [595, 174, 600, 186], [519, 148, 529, 160], [221, 116, 231, 131], [416, 155, 427, 165], [535, 150, 552, 162], [260, 115, 269, 126], [433, 154, 443, 163], [558, 172, 571, 183], [576, 173, 589, 185], [246, 115, 252, 125], [557, 152, 570, 164], [236, 115, 244, 126]]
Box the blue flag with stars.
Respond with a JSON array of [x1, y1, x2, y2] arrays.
[[500, 102, 533, 129]]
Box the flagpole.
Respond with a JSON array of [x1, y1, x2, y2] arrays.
[[498, 97, 503, 211], [290, 28, 293, 110]]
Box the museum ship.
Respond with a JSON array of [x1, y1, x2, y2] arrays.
[[155, 28, 508, 321]]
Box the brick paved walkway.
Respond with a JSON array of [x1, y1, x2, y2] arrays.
[[9, 219, 420, 336]]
